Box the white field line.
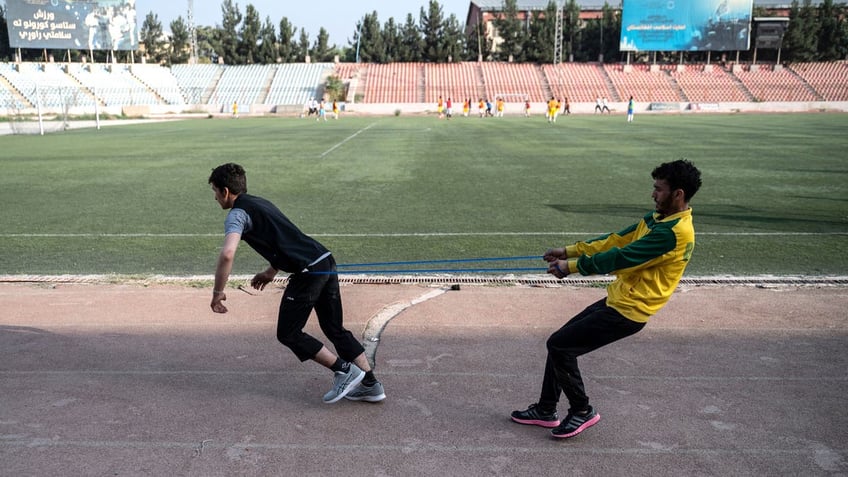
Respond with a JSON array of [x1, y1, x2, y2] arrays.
[[1, 232, 846, 238], [319, 121, 378, 158]]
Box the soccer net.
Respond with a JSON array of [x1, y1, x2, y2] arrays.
[[5, 84, 78, 135]]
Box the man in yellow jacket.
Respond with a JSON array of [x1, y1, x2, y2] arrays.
[[511, 159, 702, 439]]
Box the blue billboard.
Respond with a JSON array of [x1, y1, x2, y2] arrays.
[[6, 0, 138, 51], [620, 0, 753, 52]]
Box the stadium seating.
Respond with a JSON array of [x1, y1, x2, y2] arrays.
[[67, 63, 161, 107], [130, 64, 187, 105], [543, 63, 613, 103], [0, 62, 98, 109], [2, 60, 846, 112], [210, 64, 273, 107], [670, 65, 749, 102], [171, 64, 222, 104], [481, 62, 547, 102], [789, 62, 848, 101], [361, 62, 421, 103], [265, 63, 332, 106], [334, 63, 361, 80], [424, 62, 481, 104], [604, 64, 682, 102], [732, 64, 818, 102]]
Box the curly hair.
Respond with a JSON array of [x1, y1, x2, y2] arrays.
[[652, 159, 702, 202], [208, 163, 247, 194]]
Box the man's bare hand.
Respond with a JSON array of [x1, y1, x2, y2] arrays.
[[547, 260, 569, 279], [211, 292, 228, 313], [250, 268, 278, 290], [543, 248, 567, 262]]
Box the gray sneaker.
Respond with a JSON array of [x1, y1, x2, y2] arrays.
[[322, 364, 365, 404], [345, 381, 386, 402]]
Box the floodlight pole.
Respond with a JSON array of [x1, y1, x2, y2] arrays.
[[355, 20, 362, 63], [188, 0, 198, 64]]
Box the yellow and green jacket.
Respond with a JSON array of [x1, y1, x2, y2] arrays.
[[564, 208, 694, 323]]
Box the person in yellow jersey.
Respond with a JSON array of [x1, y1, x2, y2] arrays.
[[546, 97, 559, 123], [478, 98, 485, 118], [510, 159, 702, 440], [496, 97, 505, 117], [437, 95, 444, 118], [463, 98, 470, 117]]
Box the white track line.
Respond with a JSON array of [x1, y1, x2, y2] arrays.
[[319, 122, 378, 158]]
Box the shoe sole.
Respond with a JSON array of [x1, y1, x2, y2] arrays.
[[510, 416, 561, 428], [323, 369, 365, 404], [551, 413, 600, 439], [345, 392, 386, 403]]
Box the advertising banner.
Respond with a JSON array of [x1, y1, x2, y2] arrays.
[[620, 0, 752, 52], [6, 0, 137, 50]]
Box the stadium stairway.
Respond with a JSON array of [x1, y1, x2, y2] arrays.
[[725, 67, 756, 102], [534, 64, 553, 100], [598, 64, 621, 102], [785, 66, 826, 101]]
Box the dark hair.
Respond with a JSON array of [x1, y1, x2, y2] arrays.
[[208, 163, 247, 194], [652, 159, 702, 202]]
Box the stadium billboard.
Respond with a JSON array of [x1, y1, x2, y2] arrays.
[[6, 0, 138, 50], [620, 0, 752, 52]]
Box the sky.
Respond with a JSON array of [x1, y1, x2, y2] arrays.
[[135, 1, 473, 47]]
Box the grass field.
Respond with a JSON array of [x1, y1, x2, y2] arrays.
[[1, 113, 847, 277]]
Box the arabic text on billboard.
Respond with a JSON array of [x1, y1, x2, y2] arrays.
[[620, 0, 752, 52], [6, 0, 138, 51]]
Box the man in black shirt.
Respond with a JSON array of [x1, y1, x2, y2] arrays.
[[208, 163, 385, 404]]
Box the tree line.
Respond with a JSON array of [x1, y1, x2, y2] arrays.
[[0, 0, 846, 65]]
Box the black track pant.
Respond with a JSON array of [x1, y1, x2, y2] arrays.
[[538, 298, 645, 412], [276, 256, 364, 362]]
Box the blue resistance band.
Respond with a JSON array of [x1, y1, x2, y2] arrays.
[[335, 255, 542, 268], [310, 255, 547, 275]]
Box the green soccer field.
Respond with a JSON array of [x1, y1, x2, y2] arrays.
[[2, 113, 847, 277]]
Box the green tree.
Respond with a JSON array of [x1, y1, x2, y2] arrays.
[[399, 13, 423, 62], [357, 12, 385, 63], [785, 0, 819, 62], [257, 16, 278, 64], [600, 3, 620, 62], [239, 4, 261, 64], [563, 0, 580, 62], [493, 0, 526, 61], [312, 27, 336, 62], [443, 14, 465, 62], [140, 11, 167, 64], [169, 16, 190, 65], [278, 18, 297, 63], [420, 0, 445, 61], [817, 0, 843, 60], [523, 2, 558, 63], [324, 74, 345, 101], [297, 29, 310, 61], [219, 0, 243, 64], [383, 17, 401, 62], [196, 25, 221, 63]]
